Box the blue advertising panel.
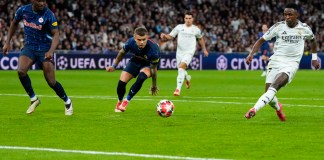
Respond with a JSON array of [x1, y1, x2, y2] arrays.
[[0, 52, 322, 70]]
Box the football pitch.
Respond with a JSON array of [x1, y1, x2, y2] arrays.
[[0, 70, 323, 160]]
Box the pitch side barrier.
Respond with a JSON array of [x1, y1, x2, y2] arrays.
[[0, 52, 322, 70]]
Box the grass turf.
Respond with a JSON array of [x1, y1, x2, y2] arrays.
[[0, 70, 323, 160]]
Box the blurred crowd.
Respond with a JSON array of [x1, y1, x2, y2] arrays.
[[0, 0, 323, 54]]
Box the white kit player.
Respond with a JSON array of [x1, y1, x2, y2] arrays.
[[244, 3, 320, 121], [160, 11, 208, 96]]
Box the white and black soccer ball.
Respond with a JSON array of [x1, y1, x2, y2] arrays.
[[156, 100, 175, 117]]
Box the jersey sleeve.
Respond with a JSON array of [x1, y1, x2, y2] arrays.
[[48, 11, 58, 31], [169, 25, 180, 38], [122, 38, 132, 52], [303, 23, 315, 40], [150, 44, 160, 65], [14, 6, 24, 22], [195, 27, 203, 39], [263, 23, 280, 41]]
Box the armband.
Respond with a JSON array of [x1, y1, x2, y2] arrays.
[[312, 53, 318, 60], [112, 64, 117, 69]]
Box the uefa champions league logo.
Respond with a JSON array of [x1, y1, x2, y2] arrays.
[[190, 57, 200, 70], [216, 55, 228, 70], [57, 56, 68, 70]]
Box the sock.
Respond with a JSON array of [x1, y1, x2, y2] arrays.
[[176, 68, 185, 90], [126, 72, 148, 101], [254, 87, 277, 112], [117, 80, 127, 101], [184, 70, 188, 80], [19, 74, 36, 99], [269, 96, 280, 111], [49, 81, 69, 102]]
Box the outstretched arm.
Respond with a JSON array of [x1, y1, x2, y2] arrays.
[[310, 38, 319, 70], [106, 48, 127, 72], [160, 33, 174, 41], [246, 38, 266, 65], [2, 20, 19, 55], [198, 37, 209, 57]]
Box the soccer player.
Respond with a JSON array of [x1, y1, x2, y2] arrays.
[[2, 0, 73, 115], [160, 11, 208, 96], [244, 3, 320, 121], [258, 24, 271, 77], [106, 27, 160, 112]]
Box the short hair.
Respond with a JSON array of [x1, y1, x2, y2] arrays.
[[134, 27, 148, 36], [285, 3, 298, 11], [184, 11, 194, 17]]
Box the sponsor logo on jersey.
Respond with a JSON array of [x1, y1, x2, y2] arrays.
[[23, 20, 42, 30]]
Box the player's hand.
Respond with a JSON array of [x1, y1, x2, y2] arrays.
[[246, 54, 253, 65], [149, 86, 159, 96], [44, 52, 53, 60], [160, 33, 167, 41], [106, 66, 115, 72], [203, 49, 209, 57], [2, 43, 10, 56], [312, 60, 320, 70]]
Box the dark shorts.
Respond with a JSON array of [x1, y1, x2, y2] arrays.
[[123, 61, 150, 77], [20, 47, 53, 67]]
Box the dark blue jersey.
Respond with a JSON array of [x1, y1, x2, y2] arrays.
[[258, 32, 270, 53], [14, 4, 58, 52], [123, 38, 160, 65]]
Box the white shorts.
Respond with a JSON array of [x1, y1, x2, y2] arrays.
[[265, 61, 299, 84], [176, 53, 194, 67]]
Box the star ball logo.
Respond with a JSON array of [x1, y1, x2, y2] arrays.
[[56, 56, 68, 70], [216, 55, 228, 70], [189, 57, 200, 70]]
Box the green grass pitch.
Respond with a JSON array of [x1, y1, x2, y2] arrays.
[[0, 70, 323, 160]]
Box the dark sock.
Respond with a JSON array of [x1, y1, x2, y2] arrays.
[[262, 60, 267, 71], [117, 80, 127, 101], [19, 74, 35, 98], [50, 81, 68, 102], [127, 72, 148, 101]]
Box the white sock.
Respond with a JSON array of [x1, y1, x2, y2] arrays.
[[184, 70, 188, 80], [176, 68, 185, 90], [269, 96, 280, 111], [254, 87, 277, 112], [65, 98, 71, 105], [30, 95, 38, 101]]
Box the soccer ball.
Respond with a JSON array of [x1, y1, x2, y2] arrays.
[[156, 100, 175, 117]]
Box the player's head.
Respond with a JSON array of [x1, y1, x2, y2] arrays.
[[261, 24, 268, 32], [134, 27, 148, 49], [31, 0, 46, 11], [184, 11, 194, 26], [284, 3, 299, 28]]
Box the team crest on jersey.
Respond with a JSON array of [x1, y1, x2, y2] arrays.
[[52, 22, 58, 26], [38, 17, 44, 23]]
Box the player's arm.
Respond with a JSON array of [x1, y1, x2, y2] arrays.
[[160, 33, 174, 41], [45, 28, 59, 60], [197, 37, 209, 57], [2, 19, 19, 55], [309, 38, 319, 70], [106, 48, 126, 72], [150, 62, 159, 95], [246, 38, 266, 65]]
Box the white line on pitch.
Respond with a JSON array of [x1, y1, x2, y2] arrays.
[[0, 146, 229, 160], [1, 93, 324, 108]]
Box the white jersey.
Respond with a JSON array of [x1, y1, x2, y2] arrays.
[[263, 21, 314, 63], [170, 24, 203, 55]]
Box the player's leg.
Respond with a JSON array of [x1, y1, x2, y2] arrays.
[[175, 63, 187, 96], [42, 60, 73, 115], [126, 67, 150, 101], [245, 72, 288, 119], [18, 49, 40, 114], [115, 62, 137, 112], [261, 54, 267, 77]]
